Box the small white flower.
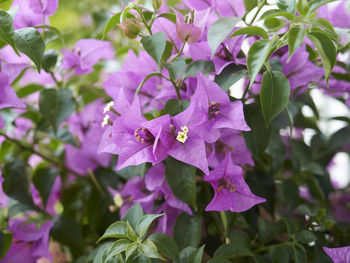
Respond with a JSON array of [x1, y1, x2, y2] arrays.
[[101, 114, 110, 127], [176, 125, 189, 143], [103, 101, 114, 114]]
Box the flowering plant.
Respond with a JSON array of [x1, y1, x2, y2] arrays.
[[1, 0, 350, 262]]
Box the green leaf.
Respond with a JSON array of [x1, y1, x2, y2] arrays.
[[139, 240, 165, 260], [0, 0, 13, 10], [213, 243, 254, 259], [258, 218, 275, 243], [14, 27, 45, 72], [173, 213, 201, 250], [42, 49, 58, 73], [141, 32, 166, 65], [243, 103, 272, 162], [229, 26, 269, 39], [126, 221, 138, 241], [296, 0, 309, 15], [32, 167, 57, 208], [148, 233, 180, 262], [277, 0, 296, 13], [97, 221, 128, 242], [294, 244, 307, 263], [163, 99, 190, 116], [39, 88, 76, 132], [208, 17, 241, 58], [307, 31, 336, 83], [102, 12, 121, 39], [247, 39, 274, 87], [122, 203, 144, 230], [309, 0, 338, 12], [269, 246, 290, 263], [0, 230, 13, 259], [0, 10, 18, 54], [125, 242, 138, 261], [161, 41, 173, 62], [35, 25, 65, 46], [214, 64, 247, 92], [264, 17, 286, 31], [17, 84, 42, 98], [288, 26, 305, 60], [186, 245, 204, 263], [260, 70, 290, 127], [93, 242, 114, 263], [157, 13, 176, 23], [260, 9, 295, 20], [208, 257, 232, 263], [165, 157, 196, 207], [2, 159, 35, 208], [51, 215, 84, 257], [243, 0, 258, 12], [296, 230, 316, 244], [136, 214, 163, 240], [105, 239, 131, 261], [165, 59, 186, 80], [182, 60, 215, 80]]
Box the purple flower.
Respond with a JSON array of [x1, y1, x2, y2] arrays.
[[191, 72, 250, 143], [65, 100, 111, 175], [138, 163, 191, 234], [174, 8, 210, 44], [28, 0, 59, 15], [113, 96, 168, 170], [323, 246, 350, 263], [62, 39, 115, 75], [204, 153, 265, 212], [1, 219, 53, 263]]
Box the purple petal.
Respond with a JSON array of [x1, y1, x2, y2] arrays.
[[0, 72, 26, 109], [323, 246, 350, 263]]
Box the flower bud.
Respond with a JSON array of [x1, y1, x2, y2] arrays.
[[152, 0, 162, 10], [118, 19, 141, 39]]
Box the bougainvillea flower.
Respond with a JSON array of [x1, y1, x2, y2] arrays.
[[11, 0, 49, 29], [114, 96, 169, 170], [2, 219, 53, 263], [191, 72, 250, 143], [0, 73, 26, 109], [62, 39, 115, 75], [206, 129, 254, 168], [174, 8, 210, 44], [137, 163, 192, 234], [204, 153, 265, 212], [28, 0, 59, 15], [323, 246, 350, 263]]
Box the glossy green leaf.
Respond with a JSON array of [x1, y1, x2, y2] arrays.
[[102, 12, 121, 39], [173, 213, 201, 250], [97, 221, 127, 242], [288, 26, 305, 60], [148, 233, 180, 262], [14, 27, 45, 72], [0, 230, 13, 259], [296, 230, 316, 244], [166, 59, 185, 80], [229, 26, 269, 39], [214, 64, 247, 92], [296, 0, 309, 15], [139, 240, 165, 260], [163, 99, 190, 116], [307, 31, 336, 84], [141, 32, 166, 65], [277, 0, 296, 13], [0, 0, 13, 10], [165, 157, 196, 207], [213, 243, 254, 259], [136, 214, 163, 239], [0, 10, 18, 54], [208, 257, 232, 263], [247, 39, 274, 87], [157, 13, 176, 23], [39, 88, 76, 132], [42, 49, 58, 73], [243, 0, 258, 12], [122, 203, 144, 230], [208, 17, 241, 58], [260, 9, 295, 20], [2, 159, 35, 208], [126, 221, 138, 241], [186, 245, 204, 263], [105, 239, 131, 261], [260, 70, 290, 127], [32, 167, 57, 208], [264, 17, 286, 31], [182, 60, 215, 80], [93, 242, 114, 263]]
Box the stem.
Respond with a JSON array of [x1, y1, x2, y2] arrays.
[[87, 168, 105, 196], [248, 0, 267, 26], [135, 72, 163, 95], [137, 9, 152, 35], [170, 37, 187, 63], [220, 211, 229, 244], [49, 71, 61, 88]]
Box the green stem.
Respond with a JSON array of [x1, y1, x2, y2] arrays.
[[170, 37, 187, 63], [220, 211, 229, 244], [248, 0, 267, 26], [135, 72, 163, 95], [49, 71, 61, 88], [137, 9, 152, 35]]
